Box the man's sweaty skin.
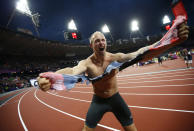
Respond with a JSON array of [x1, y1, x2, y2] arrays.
[[37, 21, 189, 131]]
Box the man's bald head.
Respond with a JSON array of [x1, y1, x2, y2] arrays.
[[89, 31, 106, 44]]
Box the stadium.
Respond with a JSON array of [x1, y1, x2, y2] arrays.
[[0, 0, 194, 131]]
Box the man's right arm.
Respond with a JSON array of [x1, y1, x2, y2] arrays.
[[55, 60, 87, 75], [37, 60, 87, 91]]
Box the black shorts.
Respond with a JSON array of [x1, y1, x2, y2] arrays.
[[85, 92, 133, 128]]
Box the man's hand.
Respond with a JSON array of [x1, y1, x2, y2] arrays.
[[177, 22, 189, 43], [37, 76, 51, 92], [37, 72, 68, 91]]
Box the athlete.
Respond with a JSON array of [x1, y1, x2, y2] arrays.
[[37, 20, 188, 131], [183, 48, 193, 68]]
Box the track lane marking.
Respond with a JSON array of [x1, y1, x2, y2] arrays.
[[0, 89, 30, 107], [76, 70, 194, 86], [118, 68, 194, 78], [77, 75, 194, 86], [69, 90, 194, 96], [35, 90, 120, 131], [128, 105, 194, 113], [0, 89, 21, 98], [120, 93, 194, 96], [118, 78, 194, 84], [117, 74, 194, 81], [118, 71, 194, 79], [75, 83, 194, 89], [117, 84, 194, 88], [47, 91, 194, 113], [18, 90, 32, 131]]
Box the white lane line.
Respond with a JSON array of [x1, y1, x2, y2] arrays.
[[118, 71, 194, 80], [77, 77, 194, 86], [0, 89, 29, 108], [118, 84, 194, 88], [118, 68, 194, 78], [49, 91, 91, 102], [0, 90, 20, 97], [18, 90, 32, 131], [35, 90, 120, 131], [75, 83, 194, 89], [118, 74, 194, 81], [47, 91, 91, 102], [47, 91, 194, 113], [75, 69, 194, 86], [128, 105, 194, 113], [69, 90, 194, 96], [121, 93, 194, 96], [70, 90, 93, 94], [118, 78, 194, 84]]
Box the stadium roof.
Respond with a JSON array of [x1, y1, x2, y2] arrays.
[[1, 27, 193, 58], [0, 0, 193, 42]]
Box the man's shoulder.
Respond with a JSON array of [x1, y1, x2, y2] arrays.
[[106, 52, 115, 58], [106, 51, 113, 55], [106, 52, 122, 61], [82, 55, 93, 65]]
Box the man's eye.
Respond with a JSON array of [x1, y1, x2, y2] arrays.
[[95, 39, 100, 43]]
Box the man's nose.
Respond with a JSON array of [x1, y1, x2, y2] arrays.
[[99, 40, 104, 44], [99, 42, 103, 46]]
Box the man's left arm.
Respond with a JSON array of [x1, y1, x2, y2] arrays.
[[114, 22, 189, 63]]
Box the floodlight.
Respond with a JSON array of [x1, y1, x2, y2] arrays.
[[163, 15, 171, 24], [101, 24, 114, 42], [7, 0, 40, 36], [68, 19, 77, 30], [16, 0, 31, 16], [102, 24, 110, 33], [131, 20, 139, 31]]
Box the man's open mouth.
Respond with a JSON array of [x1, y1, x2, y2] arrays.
[[99, 47, 104, 51]]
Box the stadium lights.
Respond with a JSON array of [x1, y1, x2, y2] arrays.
[[7, 0, 40, 37], [101, 24, 114, 43], [162, 15, 171, 31], [65, 19, 82, 40], [130, 19, 144, 38], [68, 19, 77, 30], [16, 0, 32, 16], [101, 24, 110, 33], [163, 15, 171, 24], [131, 20, 139, 31]]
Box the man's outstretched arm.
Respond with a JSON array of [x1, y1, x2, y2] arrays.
[[115, 0, 189, 63], [37, 60, 87, 91], [55, 60, 87, 75], [114, 22, 189, 63]]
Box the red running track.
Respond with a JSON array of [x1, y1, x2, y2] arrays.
[[0, 58, 194, 131]]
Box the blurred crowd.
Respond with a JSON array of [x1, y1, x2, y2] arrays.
[[0, 56, 79, 93], [0, 48, 193, 93], [130, 48, 193, 67]]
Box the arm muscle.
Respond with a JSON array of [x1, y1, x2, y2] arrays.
[[55, 60, 87, 75]]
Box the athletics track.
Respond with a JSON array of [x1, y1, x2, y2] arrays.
[[0, 58, 194, 131]]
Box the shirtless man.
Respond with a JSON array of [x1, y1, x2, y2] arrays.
[[37, 22, 188, 131]]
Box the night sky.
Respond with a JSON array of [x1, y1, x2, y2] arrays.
[[0, 0, 193, 43]]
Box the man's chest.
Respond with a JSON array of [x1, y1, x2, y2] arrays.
[[87, 61, 111, 78]]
